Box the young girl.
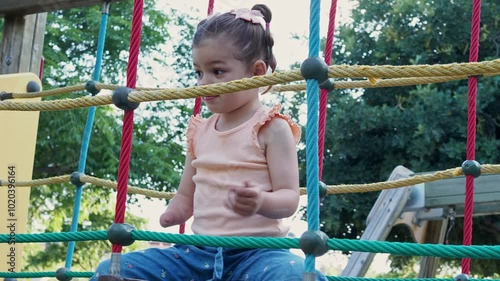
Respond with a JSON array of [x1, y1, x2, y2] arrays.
[[91, 4, 326, 281]]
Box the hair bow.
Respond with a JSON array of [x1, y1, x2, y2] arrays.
[[230, 8, 266, 30]]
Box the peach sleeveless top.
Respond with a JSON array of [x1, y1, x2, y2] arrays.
[[186, 104, 301, 237]]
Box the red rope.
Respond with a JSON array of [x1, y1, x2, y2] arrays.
[[207, 0, 215, 17], [39, 56, 45, 80], [462, 0, 481, 274], [112, 0, 144, 254], [193, 97, 203, 115], [192, 0, 215, 116], [318, 0, 338, 180]]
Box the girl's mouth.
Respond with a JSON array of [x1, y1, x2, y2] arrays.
[[203, 96, 219, 101]]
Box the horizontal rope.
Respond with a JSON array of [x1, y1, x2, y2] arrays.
[[0, 175, 69, 187], [0, 174, 175, 199], [10, 84, 171, 99], [316, 164, 500, 195], [0, 271, 93, 278], [0, 273, 494, 281], [81, 175, 175, 199], [326, 59, 500, 79], [272, 73, 499, 92], [325, 276, 500, 281], [2, 164, 499, 199], [0, 230, 108, 242], [1, 59, 499, 111], [11, 72, 499, 100], [0, 230, 499, 259], [12, 84, 86, 99]]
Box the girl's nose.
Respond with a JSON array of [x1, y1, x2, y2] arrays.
[[198, 76, 212, 86]]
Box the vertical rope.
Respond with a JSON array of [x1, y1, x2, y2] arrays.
[[38, 56, 44, 79], [207, 0, 215, 18], [462, 0, 482, 274], [110, 0, 143, 264], [64, 2, 110, 269], [192, 0, 215, 115], [304, 0, 321, 277], [318, 0, 337, 180]]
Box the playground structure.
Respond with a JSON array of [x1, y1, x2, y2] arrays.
[[1, 0, 500, 280]]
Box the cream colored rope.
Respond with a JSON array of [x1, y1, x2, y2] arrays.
[[3, 164, 499, 199], [2, 59, 499, 111]]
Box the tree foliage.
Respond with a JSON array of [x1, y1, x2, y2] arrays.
[[295, 0, 500, 276], [21, 1, 197, 273]]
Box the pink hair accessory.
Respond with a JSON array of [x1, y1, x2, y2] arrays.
[[230, 8, 266, 30]]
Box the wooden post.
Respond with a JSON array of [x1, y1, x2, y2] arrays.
[[341, 166, 415, 277], [418, 220, 448, 277], [0, 12, 45, 274], [0, 12, 47, 75], [0, 0, 123, 15]]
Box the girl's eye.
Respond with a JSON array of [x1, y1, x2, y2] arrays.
[[213, 69, 224, 75], [195, 71, 202, 78]]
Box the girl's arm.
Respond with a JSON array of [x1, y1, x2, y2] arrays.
[[159, 153, 196, 227], [257, 117, 300, 219]]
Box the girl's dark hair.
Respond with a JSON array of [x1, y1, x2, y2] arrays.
[[193, 4, 277, 73]]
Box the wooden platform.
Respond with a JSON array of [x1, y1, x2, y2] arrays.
[[403, 173, 500, 219], [0, 0, 123, 16], [341, 166, 415, 277], [342, 167, 500, 278]]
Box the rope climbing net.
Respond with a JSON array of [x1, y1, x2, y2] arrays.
[[1, 0, 500, 280]]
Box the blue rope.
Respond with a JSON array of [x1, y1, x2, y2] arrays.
[[64, 2, 110, 268], [305, 0, 322, 276]]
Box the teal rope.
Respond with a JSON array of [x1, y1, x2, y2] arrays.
[[2, 231, 499, 259], [0, 271, 92, 278], [305, 0, 322, 275], [134, 232, 297, 248], [0, 230, 108, 242], [308, 0, 321, 58], [326, 276, 500, 281], [65, 2, 110, 269], [1, 272, 497, 281]]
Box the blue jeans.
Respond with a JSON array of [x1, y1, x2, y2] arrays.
[[90, 245, 327, 281]]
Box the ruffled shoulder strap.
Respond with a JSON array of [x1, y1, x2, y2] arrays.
[[252, 104, 302, 149], [187, 114, 204, 158]]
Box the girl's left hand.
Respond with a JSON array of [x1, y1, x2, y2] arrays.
[[224, 181, 262, 216]]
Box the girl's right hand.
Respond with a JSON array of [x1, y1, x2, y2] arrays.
[[159, 212, 178, 228]]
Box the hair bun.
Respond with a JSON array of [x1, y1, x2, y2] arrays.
[[251, 4, 272, 24]]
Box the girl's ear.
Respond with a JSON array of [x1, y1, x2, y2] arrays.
[[252, 60, 267, 76]]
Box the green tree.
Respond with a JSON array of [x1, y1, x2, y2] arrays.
[[21, 0, 197, 274], [295, 0, 499, 276]]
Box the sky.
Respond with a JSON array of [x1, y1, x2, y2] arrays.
[[127, 0, 393, 276]]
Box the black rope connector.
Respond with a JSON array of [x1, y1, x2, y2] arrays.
[[461, 160, 481, 178], [85, 80, 101, 96], [0, 91, 13, 101], [108, 223, 136, 246], [454, 273, 470, 281], [112, 87, 140, 111], [55, 267, 72, 281], [300, 57, 329, 86], [69, 171, 85, 186], [26, 81, 41, 93], [469, 75, 483, 81], [299, 230, 329, 257], [319, 79, 334, 91], [318, 181, 328, 200]]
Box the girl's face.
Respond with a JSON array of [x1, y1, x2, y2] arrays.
[[192, 37, 260, 114]]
